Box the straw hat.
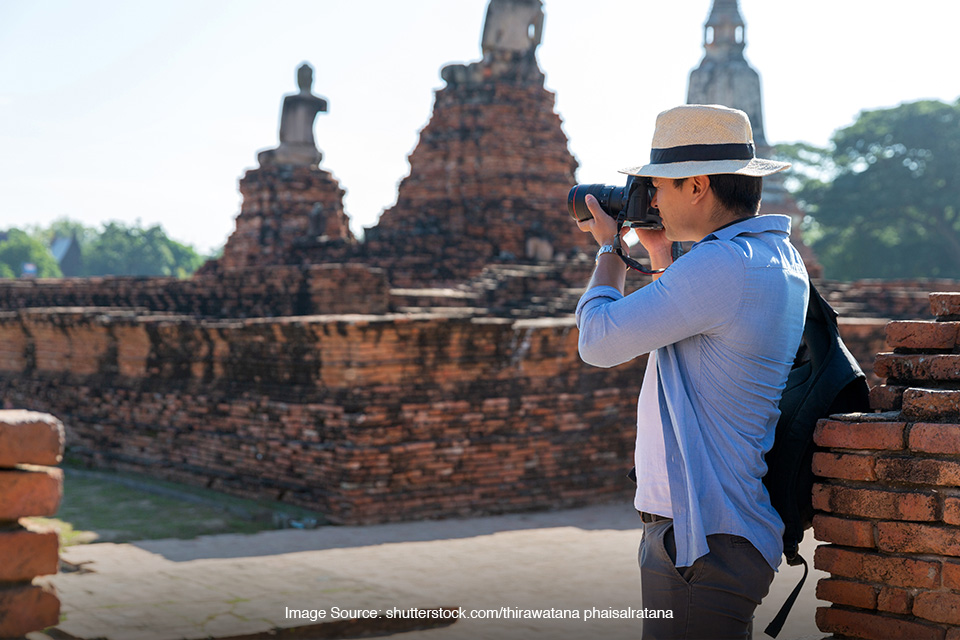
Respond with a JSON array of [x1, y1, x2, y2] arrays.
[[620, 104, 790, 179]]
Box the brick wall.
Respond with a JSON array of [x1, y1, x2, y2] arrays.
[[0, 264, 390, 318], [0, 309, 641, 524], [0, 410, 63, 637], [813, 292, 960, 640]]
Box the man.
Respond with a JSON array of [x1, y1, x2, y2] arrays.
[[575, 104, 809, 639]]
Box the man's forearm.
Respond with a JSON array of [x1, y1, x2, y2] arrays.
[[585, 252, 627, 293]]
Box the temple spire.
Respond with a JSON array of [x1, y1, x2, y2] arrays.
[[687, 0, 766, 147]]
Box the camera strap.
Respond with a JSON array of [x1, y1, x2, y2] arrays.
[[612, 214, 682, 276]]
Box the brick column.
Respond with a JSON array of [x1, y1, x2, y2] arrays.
[[0, 410, 64, 638], [813, 293, 960, 640]]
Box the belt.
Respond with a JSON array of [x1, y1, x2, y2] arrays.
[[638, 511, 671, 524]]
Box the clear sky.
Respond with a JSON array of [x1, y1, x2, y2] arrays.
[[2, 0, 958, 253]]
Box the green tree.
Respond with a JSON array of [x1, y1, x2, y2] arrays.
[[0, 229, 63, 278], [784, 99, 960, 280], [82, 221, 206, 278]]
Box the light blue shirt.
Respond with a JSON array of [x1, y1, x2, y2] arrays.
[[575, 214, 809, 569]]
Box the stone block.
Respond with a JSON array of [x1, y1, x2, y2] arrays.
[[813, 484, 937, 522], [816, 577, 877, 610], [815, 545, 941, 589], [875, 353, 960, 382], [887, 320, 959, 351], [812, 451, 877, 481], [909, 423, 960, 455], [0, 524, 59, 581], [931, 293, 960, 319], [812, 514, 875, 548], [877, 522, 960, 557], [876, 455, 960, 486], [813, 419, 906, 450], [903, 389, 960, 421], [816, 606, 945, 640], [0, 410, 65, 468], [0, 582, 60, 638], [914, 590, 960, 625], [0, 466, 63, 520]]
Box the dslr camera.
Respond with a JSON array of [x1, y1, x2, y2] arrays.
[[567, 176, 662, 229]]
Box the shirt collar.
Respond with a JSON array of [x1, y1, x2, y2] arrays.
[[696, 214, 792, 245]]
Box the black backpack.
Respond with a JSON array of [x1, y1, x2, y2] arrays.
[[762, 280, 871, 637]]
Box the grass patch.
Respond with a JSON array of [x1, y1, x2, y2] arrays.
[[25, 467, 325, 547]]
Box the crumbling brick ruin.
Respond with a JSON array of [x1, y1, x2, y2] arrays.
[[813, 293, 960, 638], [0, 0, 958, 533]]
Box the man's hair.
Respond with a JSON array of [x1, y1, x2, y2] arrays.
[[673, 174, 763, 218]]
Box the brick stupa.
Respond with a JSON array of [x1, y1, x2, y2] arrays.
[[363, 0, 595, 286], [206, 62, 355, 273]]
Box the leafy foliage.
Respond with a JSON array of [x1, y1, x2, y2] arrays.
[[0, 229, 63, 278], [781, 99, 960, 280], [1, 219, 211, 279]]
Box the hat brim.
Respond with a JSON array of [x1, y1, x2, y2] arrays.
[[619, 157, 790, 179]]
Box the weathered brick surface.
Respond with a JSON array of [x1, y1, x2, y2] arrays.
[[0, 525, 59, 582], [877, 586, 914, 615], [813, 419, 906, 450], [0, 466, 63, 520], [870, 384, 906, 411], [812, 484, 937, 521], [876, 353, 960, 383], [931, 293, 960, 319], [942, 560, 960, 590], [814, 546, 942, 589], [812, 514, 875, 548], [0, 410, 64, 467], [816, 606, 946, 640], [0, 582, 60, 638], [909, 423, 960, 454], [877, 522, 960, 557], [903, 389, 960, 421], [887, 320, 960, 351], [875, 456, 960, 486], [944, 498, 960, 526], [816, 578, 877, 610], [812, 451, 877, 481], [914, 591, 960, 625], [0, 313, 642, 523]]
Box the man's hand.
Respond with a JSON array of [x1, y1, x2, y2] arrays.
[[576, 195, 630, 253]]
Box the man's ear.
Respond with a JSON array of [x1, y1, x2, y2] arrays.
[[690, 175, 711, 205]]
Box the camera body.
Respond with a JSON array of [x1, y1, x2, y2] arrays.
[[567, 176, 663, 229]]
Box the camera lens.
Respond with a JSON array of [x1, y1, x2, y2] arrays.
[[567, 184, 626, 222]]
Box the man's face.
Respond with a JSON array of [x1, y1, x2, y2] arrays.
[[649, 177, 691, 242]]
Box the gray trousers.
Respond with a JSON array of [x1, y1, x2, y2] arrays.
[[639, 518, 775, 640]]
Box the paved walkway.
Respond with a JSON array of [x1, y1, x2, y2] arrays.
[[36, 501, 826, 640]]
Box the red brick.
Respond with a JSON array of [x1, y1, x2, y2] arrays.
[[870, 385, 905, 412], [813, 452, 877, 481], [931, 293, 960, 319], [875, 353, 960, 382], [0, 525, 59, 581], [0, 466, 63, 520], [945, 498, 960, 527], [946, 629, 960, 640], [914, 590, 960, 625], [876, 456, 960, 486], [813, 514, 875, 548], [816, 606, 945, 640], [816, 578, 877, 609], [814, 419, 906, 450], [814, 546, 941, 589], [887, 320, 960, 351], [903, 389, 960, 421], [813, 484, 938, 521], [878, 522, 960, 557], [942, 560, 960, 590], [910, 423, 960, 455], [0, 410, 65, 467], [0, 582, 60, 637], [878, 586, 914, 614]]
